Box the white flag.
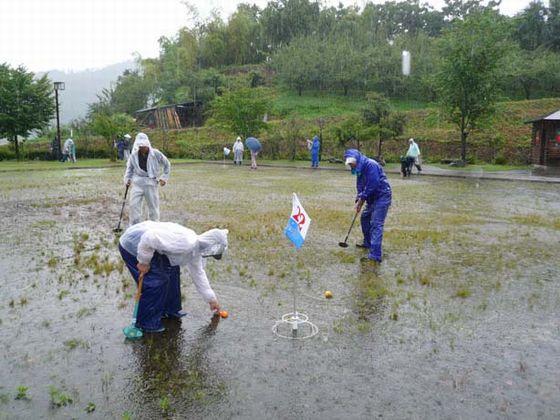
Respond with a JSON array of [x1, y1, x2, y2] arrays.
[[284, 193, 311, 249]]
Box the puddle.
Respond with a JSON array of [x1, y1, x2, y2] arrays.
[[0, 164, 559, 418]]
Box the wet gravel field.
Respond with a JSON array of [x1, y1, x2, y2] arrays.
[[0, 163, 559, 419]]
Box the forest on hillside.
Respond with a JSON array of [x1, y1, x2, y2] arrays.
[[94, 0, 560, 116]]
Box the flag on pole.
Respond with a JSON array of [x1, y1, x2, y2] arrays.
[[284, 193, 311, 249]]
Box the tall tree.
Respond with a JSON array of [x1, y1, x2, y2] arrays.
[[547, 0, 560, 51], [327, 37, 363, 96], [209, 87, 272, 138], [442, 0, 501, 21], [111, 70, 152, 115], [273, 36, 321, 95], [261, 0, 321, 49], [436, 11, 508, 162], [513, 1, 548, 51], [90, 112, 136, 161], [0, 64, 54, 160], [362, 93, 406, 158]]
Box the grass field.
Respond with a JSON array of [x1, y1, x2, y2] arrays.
[[273, 91, 433, 119], [0, 164, 558, 418]]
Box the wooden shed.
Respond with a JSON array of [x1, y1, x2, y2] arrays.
[[527, 110, 560, 166], [135, 101, 204, 130]]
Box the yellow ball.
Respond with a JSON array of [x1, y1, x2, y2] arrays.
[[324, 291, 333, 299]]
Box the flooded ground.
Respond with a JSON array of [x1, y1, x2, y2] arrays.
[[0, 163, 559, 419]]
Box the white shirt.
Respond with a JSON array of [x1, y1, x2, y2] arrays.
[[120, 221, 217, 302], [124, 148, 170, 186]]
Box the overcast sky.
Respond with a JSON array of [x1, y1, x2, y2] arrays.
[[0, 0, 536, 73]]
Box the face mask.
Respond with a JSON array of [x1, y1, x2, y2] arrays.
[[351, 168, 360, 176]]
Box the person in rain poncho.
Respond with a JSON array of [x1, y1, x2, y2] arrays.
[[119, 221, 227, 332], [233, 137, 244, 165], [123, 134, 132, 160], [124, 133, 171, 225], [344, 149, 392, 263], [116, 137, 126, 160], [62, 138, 76, 162], [309, 135, 320, 168], [406, 138, 422, 173]]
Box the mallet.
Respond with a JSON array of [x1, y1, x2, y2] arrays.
[[123, 272, 144, 339], [338, 210, 359, 248], [113, 184, 129, 233]]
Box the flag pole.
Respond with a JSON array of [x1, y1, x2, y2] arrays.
[[292, 248, 298, 336], [273, 193, 318, 340]]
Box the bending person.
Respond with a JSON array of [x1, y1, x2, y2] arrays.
[[124, 133, 170, 225], [344, 149, 392, 263], [119, 221, 227, 332]]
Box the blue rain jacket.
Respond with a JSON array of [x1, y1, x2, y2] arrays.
[[311, 135, 320, 166], [311, 136, 320, 154], [343, 149, 392, 206]]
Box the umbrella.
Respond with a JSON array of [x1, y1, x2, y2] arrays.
[[245, 137, 262, 152]]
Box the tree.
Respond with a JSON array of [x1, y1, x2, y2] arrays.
[[90, 112, 136, 160], [502, 48, 560, 99], [362, 93, 406, 158], [261, 0, 321, 49], [442, 0, 501, 21], [279, 117, 304, 160], [273, 36, 321, 96], [111, 70, 152, 115], [0, 64, 54, 160], [546, 0, 560, 51], [327, 37, 363, 96], [209, 87, 272, 138], [436, 11, 508, 162], [513, 1, 548, 51]]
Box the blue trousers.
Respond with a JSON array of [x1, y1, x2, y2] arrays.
[[311, 151, 319, 167], [119, 245, 182, 331], [361, 201, 390, 262]]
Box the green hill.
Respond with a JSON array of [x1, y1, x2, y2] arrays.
[[3, 95, 560, 165]]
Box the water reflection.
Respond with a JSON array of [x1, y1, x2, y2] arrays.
[[127, 315, 225, 417]]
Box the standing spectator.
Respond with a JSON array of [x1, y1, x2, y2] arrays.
[[123, 134, 132, 160], [233, 136, 244, 165], [116, 137, 126, 160], [406, 138, 422, 173], [309, 135, 320, 168], [62, 138, 75, 163]]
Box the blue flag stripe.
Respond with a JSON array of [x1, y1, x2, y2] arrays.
[[284, 218, 304, 249]]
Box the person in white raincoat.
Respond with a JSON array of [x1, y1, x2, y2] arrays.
[[119, 221, 227, 332], [62, 138, 76, 162], [232, 136, 244, 165], [406, 138, 422, 173], [124, 133, 171, 225], [123, 134, 132, 160]]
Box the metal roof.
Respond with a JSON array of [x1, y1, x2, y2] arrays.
[[135, 101, 203, 114], [525, 109, 560, 123]]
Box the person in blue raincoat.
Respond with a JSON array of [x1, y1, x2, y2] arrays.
[[116, 137, 126, 160], [307, 135, 320, 168], [343, 149, 392, 263]]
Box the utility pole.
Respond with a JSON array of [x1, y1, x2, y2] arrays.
[[54, 82, 65, 159]]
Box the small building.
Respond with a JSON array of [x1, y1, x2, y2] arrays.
[[527, 110, 560, 166], [135, 101, 204, 130]]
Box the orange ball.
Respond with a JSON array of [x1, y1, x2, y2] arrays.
[[219, 310, 229, 319]]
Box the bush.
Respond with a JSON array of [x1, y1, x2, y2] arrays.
[[493, 155, 507, 165]]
